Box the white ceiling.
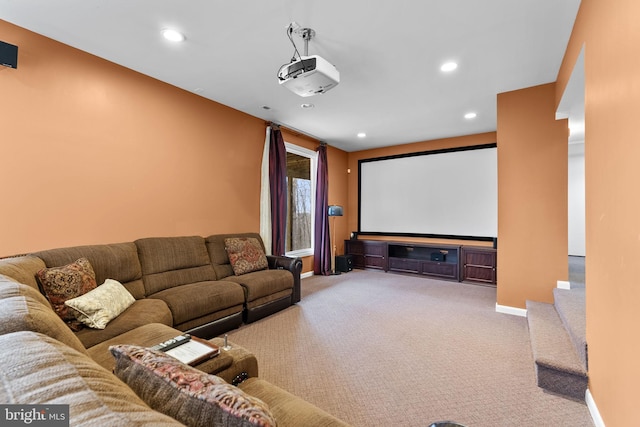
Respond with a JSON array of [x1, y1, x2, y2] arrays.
[[1, 0, 581, 152]]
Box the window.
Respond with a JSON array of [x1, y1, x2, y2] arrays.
[[285, 143, 317, 257]]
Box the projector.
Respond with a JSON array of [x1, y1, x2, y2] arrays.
[[278, 55, 340, 97]]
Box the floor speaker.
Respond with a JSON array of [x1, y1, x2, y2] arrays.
[[336, 255, 353, 273]]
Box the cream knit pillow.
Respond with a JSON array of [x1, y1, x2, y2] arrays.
[[65, 279, 135, 329]]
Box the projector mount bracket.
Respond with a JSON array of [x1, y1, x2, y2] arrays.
[[294, 27, 315, 56]]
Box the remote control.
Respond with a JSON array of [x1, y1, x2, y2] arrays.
[[150, 334, 191, 352]]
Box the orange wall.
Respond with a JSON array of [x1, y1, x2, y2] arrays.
[[556, 1, 640, 425], [0, 20, 348, 277], [496, 83, 568, 308]]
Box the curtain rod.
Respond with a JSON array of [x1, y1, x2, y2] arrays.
[[266, 121, 322, 143]]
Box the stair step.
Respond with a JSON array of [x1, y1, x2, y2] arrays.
[[526, 300, 588, 400], [553, 287, 587, 370]]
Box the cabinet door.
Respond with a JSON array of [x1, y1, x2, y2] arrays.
[[388, 257, 421, 273], [421, 261, 458, 280], [363, 242, 387, 270], [461, 247, 496, 285]]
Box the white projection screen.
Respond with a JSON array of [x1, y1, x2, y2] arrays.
[[358, 144, 497, 241]]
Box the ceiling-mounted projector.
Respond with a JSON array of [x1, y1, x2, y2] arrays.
[[278, 55, 340, 97], [277, 24, 340, 97]]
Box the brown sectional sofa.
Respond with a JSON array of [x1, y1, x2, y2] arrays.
[[0, 234, 350, 426], [27, 232, 301, 348]]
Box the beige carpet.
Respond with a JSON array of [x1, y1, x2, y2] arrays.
[[225, 271, 594, 427]]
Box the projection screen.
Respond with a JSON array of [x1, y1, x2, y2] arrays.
[[358, 144, 497, 240]]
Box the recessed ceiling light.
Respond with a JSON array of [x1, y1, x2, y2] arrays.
[[357, 132, 366, 138], [440, 61, 458, 72], [162, 29, 185, 42], [464, 112, 477, 119], [301, 103, 314, 109]]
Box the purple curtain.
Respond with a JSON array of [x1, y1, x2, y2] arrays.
[[269, 127, 287, 256], [314, 144, 331, 275]]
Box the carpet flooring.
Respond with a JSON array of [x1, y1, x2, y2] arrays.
[[226, 271, 594, 427]]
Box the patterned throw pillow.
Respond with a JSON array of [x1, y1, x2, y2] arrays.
[[225, 237, 268, 276], [36, 257, 97, 330], [110, 344, 276, 427], [65, 279, 135, 329]]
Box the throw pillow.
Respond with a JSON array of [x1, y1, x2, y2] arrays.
[[225, 237, 268, 276], [35, 257, 97, 330], [110, 344, 276, 427], [65, 278, 136, 329]]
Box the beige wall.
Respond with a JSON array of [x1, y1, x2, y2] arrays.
[[496, 83, 569, 308], [0, 20, 349, 275], [556, 1, 640, 425]]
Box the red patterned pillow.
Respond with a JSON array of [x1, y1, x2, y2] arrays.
[[110, 344, 276, 427], [36, 257, 97, 330], [225, 238, 268, 276]]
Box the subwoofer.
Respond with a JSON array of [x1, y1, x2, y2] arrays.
[[335, 255, 353, 273]]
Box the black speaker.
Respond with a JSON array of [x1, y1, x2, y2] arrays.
[[335, 255, 353, 272], [0, 41, 18, 69]]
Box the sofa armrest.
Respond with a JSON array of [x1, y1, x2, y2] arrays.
[[267, 255, 302, 303]]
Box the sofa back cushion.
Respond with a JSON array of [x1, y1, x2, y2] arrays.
[[0, 275, 88, 355], [135, 236, 217, 295], [34, 242, 146, 300], [0, 331, 183, 426], [0, 255, 46, 291], [206, 233, 267, 280]]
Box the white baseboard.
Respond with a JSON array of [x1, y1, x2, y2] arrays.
[[557, 280, 571, 290], [301, 271, 314, 279], [495, 303, 527, 317], [586, 389, 606, 427]]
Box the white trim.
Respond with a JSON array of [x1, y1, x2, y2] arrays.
[[586, 389, 605, 427], [301, 271, 314, 279], [286, 248, 314, 257], [557, 280, 571, 290], [284, 141, 318, 257], [495, 303, 527, 317]]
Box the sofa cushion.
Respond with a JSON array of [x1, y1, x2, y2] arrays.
[[0, 255, 46, 290], [225, 269, 293, 303], [35, 257, 97, 329], [110, 344, 276, 427], [206, 233, 267, 280], [0, 331, 183, 426], [0, 273, 51, 307], [0, 276, 88, 355], [34, 242, 146, 300], [148, 280, 245, 326], [87, 323, 188, 371], [136, 236, 217, 295], [76, 298, 173, 349], [65, 279, 136, 329], [239, 377, 350, 427]]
